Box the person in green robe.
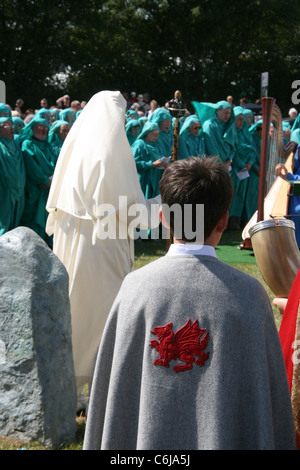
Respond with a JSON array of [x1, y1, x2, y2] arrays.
[[35, 107, 51, 125], [292, 113, 300, 133], [138, 116, 148, 127], [245, 119, 263, 221], [126, 109, 139, 122], [281, 120, 292, 148], [12, 116, 25, 134], [0, 103, 12, 118], [48, 119, 71, 163], [131, 121, 169, 199], [125, 119, 142, 147], [0, 117, 26, 235], [249, 119, 263, 155], [178, 114, 206, 159], [20, 116, 56, 247], [12, 116, 25, 147], [290, 129, 300, 147], [148, 107, 173, 158], [50, 109, 60, 123], [192, 100, 234, 168], [225, 106, 257, 229], [59, 108, 76, 127], [243, 109, 254, 128]]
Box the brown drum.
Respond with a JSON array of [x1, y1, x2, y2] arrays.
[[249, 218, 300, 298]]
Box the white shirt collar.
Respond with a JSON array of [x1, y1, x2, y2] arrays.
[[166, 243, 217, 257]]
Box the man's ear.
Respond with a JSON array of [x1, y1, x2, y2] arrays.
[[216, 211, 229, 233], [159, 207, 170, 229]]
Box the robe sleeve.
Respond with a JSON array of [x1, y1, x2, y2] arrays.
[[132, 141, 154, 172]]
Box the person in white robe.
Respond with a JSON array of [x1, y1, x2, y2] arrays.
[[45, 91, 161, 402]]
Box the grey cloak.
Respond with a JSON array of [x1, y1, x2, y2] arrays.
[[84, 254, 296, 450]]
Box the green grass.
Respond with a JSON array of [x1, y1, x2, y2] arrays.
[[0, 416, 86, 450], [0, 230, 282, 450]]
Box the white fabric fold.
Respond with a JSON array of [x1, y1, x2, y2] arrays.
[[45, 91, 161, 395]]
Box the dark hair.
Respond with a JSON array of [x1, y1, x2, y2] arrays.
[[160, 156, 233, 241]]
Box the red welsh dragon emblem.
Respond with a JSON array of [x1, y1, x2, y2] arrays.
[[150, 319, 209, 373]]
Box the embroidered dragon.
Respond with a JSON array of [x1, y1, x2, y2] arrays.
[[150, 319, 209, 373]]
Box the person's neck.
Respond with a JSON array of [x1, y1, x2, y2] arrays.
[[173, 238, 216, 248], [168, 212, 228, 249], [173, 230, 222, 248]]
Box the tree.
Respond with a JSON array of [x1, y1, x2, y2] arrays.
[[0, 0, 93, 107], [0, 0, 299, 114]]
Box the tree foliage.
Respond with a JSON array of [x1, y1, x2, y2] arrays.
[[0, 0, 299, 114]]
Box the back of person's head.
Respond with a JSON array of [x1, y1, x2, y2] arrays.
[[71, 100, 81, 108], [160, 156, 233, 242]]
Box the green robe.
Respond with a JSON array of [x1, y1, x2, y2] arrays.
[[149, 107, 173, 158], [192, 100, 233, 162], [155, 130, 173, 158], [12, 117, 25, 148], [125, 119, 142, 147], [245, 120, 262, 219], [292, 114, 300, 132], [225, 108, 257, 221], [202, 116, 232, 162], [48, 119, 70, 164], [0, 103, 12, 118], [132, 138, 161, 199], [21, 137, 56, 246], [290, 129, 300, 146], [178, 115, 205, 159], [0, 137, 26, 235], [58, 108, 76, 126]]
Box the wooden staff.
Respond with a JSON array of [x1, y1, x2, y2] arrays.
[[166, 91, 187, 251]]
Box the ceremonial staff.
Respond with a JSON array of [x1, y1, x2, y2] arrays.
[[166, 90, 187, 252]]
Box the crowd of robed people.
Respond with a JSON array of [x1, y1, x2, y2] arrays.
[[125, 94, 300, 233], [1, 90, 299, 244], [0, 94, 83, 246], [2, 89, 300, 450]]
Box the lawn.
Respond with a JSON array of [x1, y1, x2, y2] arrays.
[[0, 229, 282, 450]]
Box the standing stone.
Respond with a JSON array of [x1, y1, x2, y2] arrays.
[[0, 227, 77, 449]]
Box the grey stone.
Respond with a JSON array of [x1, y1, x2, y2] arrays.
[[0, 227, 77, 449]]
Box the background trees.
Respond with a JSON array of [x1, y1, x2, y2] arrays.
[[1, 0, 299, 115]]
